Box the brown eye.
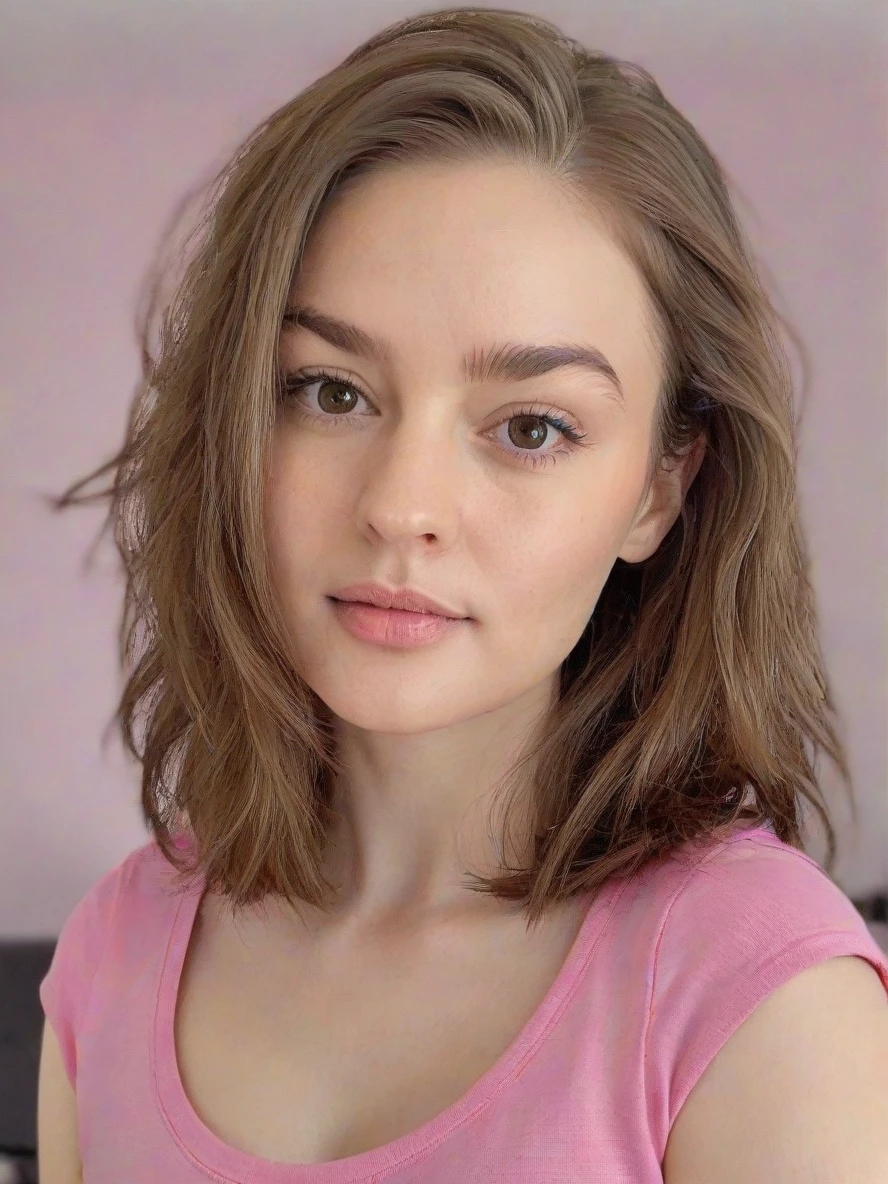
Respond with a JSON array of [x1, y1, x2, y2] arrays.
[[315, 378, 361, 414], [507, 414, 552, 451], [486, 403, 590, 470], [279, 370, 370, 417]]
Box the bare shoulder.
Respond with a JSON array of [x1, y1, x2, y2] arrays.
[[37, 1018, 82, 1184], [662, 955, 888, 1184]]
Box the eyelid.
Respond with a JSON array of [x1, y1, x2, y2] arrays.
[[280, 366, 585, 423], [278, 366, 594, 468], [280, 365, 372, 408]]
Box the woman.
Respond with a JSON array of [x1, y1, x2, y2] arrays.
[[37, 7, 888, 1182]]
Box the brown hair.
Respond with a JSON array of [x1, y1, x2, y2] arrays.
[[48, 6, 855, 929]]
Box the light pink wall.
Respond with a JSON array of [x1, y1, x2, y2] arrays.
[[2, 3, 885, 935]]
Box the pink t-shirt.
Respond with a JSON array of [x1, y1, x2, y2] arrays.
[[40, 821, 888, 1182]]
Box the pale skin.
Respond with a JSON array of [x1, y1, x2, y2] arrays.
[[37, 160, 888, 1180], [267, 159, 704, 928]]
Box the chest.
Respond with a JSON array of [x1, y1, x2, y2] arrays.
[[173, 893, 587, 1164]]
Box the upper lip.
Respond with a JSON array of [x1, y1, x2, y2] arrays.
[[329, 581, 468, 619]]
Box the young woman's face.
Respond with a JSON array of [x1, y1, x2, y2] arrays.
[[267, 161, 682, 734]]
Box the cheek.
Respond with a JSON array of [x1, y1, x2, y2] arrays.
[[264, 453, 297, 583], [264, 436, 343, 568], [501, 527, 613, 640], [483, 481, 638, 656], [264, 451, 322, 608]]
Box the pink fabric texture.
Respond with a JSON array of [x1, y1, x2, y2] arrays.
[[40, 821, 888, 1182]]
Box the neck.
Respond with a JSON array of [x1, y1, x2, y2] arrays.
[[319, 673, 558, 924]]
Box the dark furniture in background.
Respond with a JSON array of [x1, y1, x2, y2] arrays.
[[1, 941, 55, 1183]]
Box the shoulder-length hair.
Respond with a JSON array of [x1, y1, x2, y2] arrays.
[[50, 6, 854, 928]]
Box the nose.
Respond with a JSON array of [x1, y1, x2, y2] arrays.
[[354, 414, 463, 550]]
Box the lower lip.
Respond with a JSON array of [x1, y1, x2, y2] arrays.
[[328, 598, 468, 648]]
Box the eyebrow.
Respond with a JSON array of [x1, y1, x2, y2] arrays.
[[281, 303, 624, 404]]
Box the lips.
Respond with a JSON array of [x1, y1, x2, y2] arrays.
[[329, 596, 465, 648], [329, 581, 467, 619]]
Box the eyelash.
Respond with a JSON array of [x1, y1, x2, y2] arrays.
[[277, 367, 592, 470]]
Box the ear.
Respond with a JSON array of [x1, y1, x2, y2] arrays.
[[618, 432, 706, 565]]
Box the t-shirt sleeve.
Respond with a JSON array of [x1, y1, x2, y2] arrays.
[[38, 849, 138, 1089], [644, 836, 888, 1139]]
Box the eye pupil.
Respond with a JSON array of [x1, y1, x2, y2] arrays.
[[508, 414, 548, 450], [318, 380, 358, 414]]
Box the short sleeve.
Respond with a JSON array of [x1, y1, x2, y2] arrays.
[[39, 850, 137, 1088], [645, 834, 888, 1135]]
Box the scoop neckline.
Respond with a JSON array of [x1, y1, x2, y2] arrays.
[[150, 848, 623, 1183]]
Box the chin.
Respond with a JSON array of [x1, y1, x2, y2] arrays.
[[305, 678, 482, 736]]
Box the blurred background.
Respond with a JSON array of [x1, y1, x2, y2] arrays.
[[0, 0, 885, 1170]]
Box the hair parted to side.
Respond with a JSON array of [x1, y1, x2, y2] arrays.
[[48, 5, 855, 929]]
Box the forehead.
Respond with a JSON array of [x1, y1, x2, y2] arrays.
[[290, 161, 664, 398]]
